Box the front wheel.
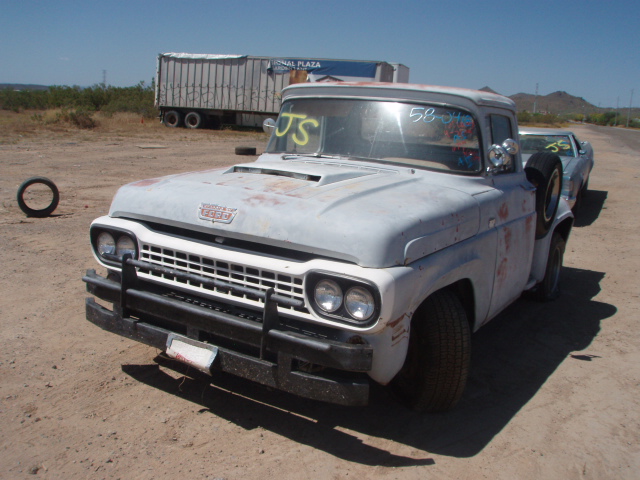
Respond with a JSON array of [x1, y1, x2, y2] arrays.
[[391, 290, 471, 413]]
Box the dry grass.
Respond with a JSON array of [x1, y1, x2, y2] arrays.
[[0, 109, 266, 145]]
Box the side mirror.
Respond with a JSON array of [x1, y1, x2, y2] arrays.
[[263, 118, 276, 134], [487, 138, 518, 173]]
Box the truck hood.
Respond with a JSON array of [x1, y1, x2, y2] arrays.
[[109, 156, 484, 268]]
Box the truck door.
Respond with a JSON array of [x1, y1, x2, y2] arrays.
[[485, 114, 537, 318]]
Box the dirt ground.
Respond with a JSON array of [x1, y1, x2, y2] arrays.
[[0, 116, 639, 479]]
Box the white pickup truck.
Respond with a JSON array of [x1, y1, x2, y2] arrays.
[[83, 82, 574, 412]]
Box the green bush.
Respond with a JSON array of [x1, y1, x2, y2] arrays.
[[0, 81, 155, 118]]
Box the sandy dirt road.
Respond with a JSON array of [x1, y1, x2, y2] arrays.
[[0, 121, 638, 479]]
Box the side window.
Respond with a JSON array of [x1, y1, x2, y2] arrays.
[[572, 135, 582, 153], [490, 114, 513, 145]]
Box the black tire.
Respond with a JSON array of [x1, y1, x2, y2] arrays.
[[532, 232, 565, 301], [391, 290, 471, 413], [163, 110, 182, 128], [16, 176, 60, 217], [525, 152, 563, 238], [235, 146, 257, 156], [184, 111, 203, 129]]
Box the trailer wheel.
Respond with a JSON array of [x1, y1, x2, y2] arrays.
[[391, 290, 471, 413], [17, 176, 60, 217], [525, 152, 563, 238], [184, 111, 203, 129], [163, 110, 182, 128]]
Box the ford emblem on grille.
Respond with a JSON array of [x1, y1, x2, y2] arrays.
[[198, 203, 238, 224]]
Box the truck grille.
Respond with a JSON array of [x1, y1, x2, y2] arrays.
[[138, 243, 308, 315]]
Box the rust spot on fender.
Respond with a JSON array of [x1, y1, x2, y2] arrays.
[[388, 313, 407, 328], [496, 258, 508, 286], [130, 178, 161, 187], [245, 193, 286, 207], [503, 227, 512, 253], [525, 215, 534, 233], [498, 203, 509, 221], [391, 328, 409, 343]]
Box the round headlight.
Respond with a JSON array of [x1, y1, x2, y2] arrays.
[[96, 232, 116, 256], [345, 286, 375, 321], [314, 279, 343, 313], [116, 235, 137, 258]]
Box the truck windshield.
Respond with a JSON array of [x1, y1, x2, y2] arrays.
[[266, 98, 482, 174]]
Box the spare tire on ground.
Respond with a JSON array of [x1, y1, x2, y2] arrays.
[[525, 152, 563, 238], [17, 176, 60, 217]]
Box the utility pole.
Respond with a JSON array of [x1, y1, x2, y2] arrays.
[[533, 83, 538, 114], [102, 70, 107, 87], [615, 97, 619, 126], [627, 89, 634, 128]]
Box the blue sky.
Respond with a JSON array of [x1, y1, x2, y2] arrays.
[[1, 0, 638, 108]]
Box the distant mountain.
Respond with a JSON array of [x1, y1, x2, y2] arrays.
[[0, 83, 49, 91], [510, 91, 599, 115], [479, 86, 610, 115]]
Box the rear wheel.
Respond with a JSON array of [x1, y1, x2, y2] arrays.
[[184, 111, 203, 129], [532, 232, 565, 301], [391, 290, 471, 413], [525, 152, 563, 238]]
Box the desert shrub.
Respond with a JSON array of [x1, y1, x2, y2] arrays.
[[1, 81, 155, 117]]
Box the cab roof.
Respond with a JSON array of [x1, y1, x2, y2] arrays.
[[283, 82, 516, 110]]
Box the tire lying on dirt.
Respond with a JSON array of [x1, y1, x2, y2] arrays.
[[525, 152, 563, 238], [16, 176, 60, 217], [163, 110, 182, 128], [391, 290, 471, 413], [184, 111, 203, 129]]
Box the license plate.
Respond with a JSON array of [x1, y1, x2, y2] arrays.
[[165, 333, 218, 374]]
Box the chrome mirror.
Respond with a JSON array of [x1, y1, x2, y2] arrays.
[[487, 138, 518, 173], [502, 138, 519, 155], [263, 118, 276, 134]]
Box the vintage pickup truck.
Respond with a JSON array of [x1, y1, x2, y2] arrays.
[[83, 82, 574, 412]]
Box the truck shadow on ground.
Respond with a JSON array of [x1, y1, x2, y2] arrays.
[[123, 266, 614, 466], [574, 189, 607, 227]]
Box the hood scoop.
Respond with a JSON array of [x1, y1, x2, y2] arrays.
[[228, 161, 391, 186], [232, 166, 321, 182]]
